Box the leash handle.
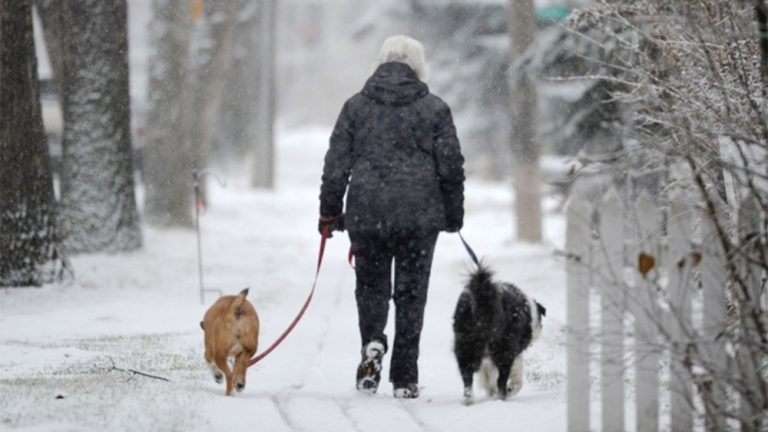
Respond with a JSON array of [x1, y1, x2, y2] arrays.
[[249, 225, 329, 367], [458, 231, 480, 268]]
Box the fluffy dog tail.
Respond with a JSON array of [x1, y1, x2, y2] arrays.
[[467, 265, 500, 329]]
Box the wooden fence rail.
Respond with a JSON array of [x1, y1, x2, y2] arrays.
[[565, 179, 761, 432]]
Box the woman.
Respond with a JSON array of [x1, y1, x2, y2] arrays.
[[319, 35, 465, 399]]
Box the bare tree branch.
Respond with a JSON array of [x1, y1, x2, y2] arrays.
[[104, 357, 171, 382]]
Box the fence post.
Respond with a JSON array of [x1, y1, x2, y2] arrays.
[[666, 190, 695, 432], [596, 187, 625, 432], [634, 191, 660, 432], [699, 197, 728, 431], [566, 182, 592, 432]]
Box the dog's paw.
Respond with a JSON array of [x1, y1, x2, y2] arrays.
[[235, 382, 245, 393], [497, 389, 509, 401], [462, 388, 474, 406], [507, 382, 522, 397], [208, 362, 224, 384]]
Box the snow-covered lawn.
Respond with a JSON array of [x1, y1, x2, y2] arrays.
[[0, 128, 568, 432]]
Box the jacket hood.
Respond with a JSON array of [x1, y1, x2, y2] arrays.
[[361, 62, 429, 106]]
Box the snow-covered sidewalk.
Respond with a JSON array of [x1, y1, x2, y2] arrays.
[[0, 128, 567, 432]]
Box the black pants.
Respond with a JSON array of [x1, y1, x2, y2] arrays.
[[348, 229, 439, 385]]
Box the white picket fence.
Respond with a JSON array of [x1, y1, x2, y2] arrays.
[[565, 179, 764, 432]]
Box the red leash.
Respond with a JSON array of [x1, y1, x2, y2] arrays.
[[248, 226, 329, 367]]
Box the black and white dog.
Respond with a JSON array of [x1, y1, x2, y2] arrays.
[[452, 265, 546, 404]]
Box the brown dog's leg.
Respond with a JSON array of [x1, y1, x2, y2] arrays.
[[214, 354, 234, 396], [233, 351, 252, 393], [204, 334, 224, 384]]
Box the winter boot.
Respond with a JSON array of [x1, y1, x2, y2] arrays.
[[393, 382, 419, 399], [355, 340, 386, 395]]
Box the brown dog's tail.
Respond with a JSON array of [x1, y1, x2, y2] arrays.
[[231, 288, 250, 319]]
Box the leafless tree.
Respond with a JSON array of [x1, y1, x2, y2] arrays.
[[188, 0, 240, 201], [0, 0, 65, 286], [143, 0, 196, 227], [217, 1, 260, 172], [561, 0, 768, 428], [58, 0, 142, 253]]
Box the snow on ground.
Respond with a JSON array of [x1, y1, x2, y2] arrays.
[[0, 128, 568, 432]]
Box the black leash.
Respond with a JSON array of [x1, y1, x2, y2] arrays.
[[458, 231, 480, 268]]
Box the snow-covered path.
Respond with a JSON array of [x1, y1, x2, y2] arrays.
[[0, 128, 568, 431]]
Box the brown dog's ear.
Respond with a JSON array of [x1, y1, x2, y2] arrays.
[[240, 287, 249, 298], [199, 321, 204, 330]]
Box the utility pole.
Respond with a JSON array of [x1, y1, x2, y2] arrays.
[[252, 0, 276, 189]]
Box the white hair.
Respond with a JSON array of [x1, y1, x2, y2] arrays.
[[375, 35, 429, 82]]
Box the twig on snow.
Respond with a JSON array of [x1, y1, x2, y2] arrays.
[[104, 356, 171, 382]]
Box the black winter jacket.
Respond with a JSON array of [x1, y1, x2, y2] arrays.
[[320, 62, 465, 233]]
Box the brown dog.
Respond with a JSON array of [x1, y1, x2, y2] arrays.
[[200, 288, 260, 396]]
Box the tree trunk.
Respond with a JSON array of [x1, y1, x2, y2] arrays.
[[189, 0, 239, 202], [58, 0, 142, 253], [216, 1, 260, 172], [755, 0, 768, 141], [143, 0, 195, 227], [508, 0, 542, 242], [251, 0, 276, 189], [0, 0, 64, 286]]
